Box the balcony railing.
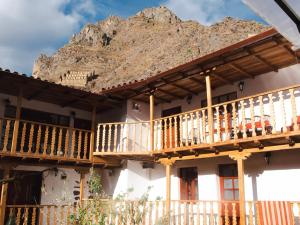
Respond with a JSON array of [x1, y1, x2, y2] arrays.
[[0, 118, 91, 162], [5, 200, 300, 225], [95, 84, 300, 155]]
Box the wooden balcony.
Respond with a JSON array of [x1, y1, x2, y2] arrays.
[[4, 200, 300, 225], [94, 84, 300, 159], [0, 118, 93, 164]]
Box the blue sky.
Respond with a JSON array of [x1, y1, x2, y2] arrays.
[[0, 0, 265, 75]]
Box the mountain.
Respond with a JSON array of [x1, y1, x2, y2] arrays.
[[33, 6, 269, 92]]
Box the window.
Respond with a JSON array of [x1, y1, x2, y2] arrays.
[[219, 164, 239, 201], [201, 92, 237, 108]]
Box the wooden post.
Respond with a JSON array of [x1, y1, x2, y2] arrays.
[[89, 106, 97, 161], [0, 167, 10, 225], [160, 159, 175, 224], [79, 171, 85, 204], [205, 75, 214, 143], [229, 152, 251, 225], [150, 94, 155, 152], [11, 88, 23, 154]]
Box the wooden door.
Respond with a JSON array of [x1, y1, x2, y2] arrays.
[[180, 167, 198, 200]]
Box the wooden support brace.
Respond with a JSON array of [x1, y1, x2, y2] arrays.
[[11, 88, 22, 154]]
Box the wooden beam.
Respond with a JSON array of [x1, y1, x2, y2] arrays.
[[27, 85, 50, 100], [229, 152, 251, 225], [170, 83, 198, 95], [157, 88, 183, 99], [129, 89, 171, 103], [211, 72, 233, 85], [229, 63, 254, 78], [0, 167, 9, 225], [61, 94, 91, 107], [206, 75, 214, 144], [245, 49, 279, 72], [189, 77, 204, 85]]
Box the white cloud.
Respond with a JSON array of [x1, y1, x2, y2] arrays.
[[0, 0, 97, 74], [163, 0, 260, 25]]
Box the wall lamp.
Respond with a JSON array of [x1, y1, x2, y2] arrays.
[[238, 81, 245, 92]]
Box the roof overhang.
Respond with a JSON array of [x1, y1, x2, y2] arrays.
[[243, 0, 300, 50]]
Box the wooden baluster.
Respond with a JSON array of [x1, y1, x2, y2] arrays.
[[216, 106, 221, 142], [189, 203, 194, 225], [163, 119, 167, 149], [31, 207, 37, 225], [240, 100, 247, 138], [146, 123, 149, 151], [71, 130, 76, 158], [259, 96, 266, 136], [169, 117, 173, 148], [28, 124, 35, 154], [43, 128, 49, 156], [3, 120, 11, 152], [102, 124, 107, 152], [96, 124, 100, 152], [138, 121, 143, 151], [16, 208, 21, 225], [196, 111, 200, 145], [114, 124, 118, 152], [185, 114, 189, 146], [148, 201, 152, 225], [268, 94, 276, 134], [290, 88, 298, 131], [23, 207, 29, 225], [178, 201, 182, 225], [196, 202, 200, 225], [224, 104, 229, 141], [57, 128, 63, 157], [53, 206, 57, 225], [174, 117, 178, 148], [232, 203, 237, 225], [232, 103, 238, 140], [0, 119, 2, 150], [64, 129, 69, 158], [224, 203, 229, 225], [83, 132, 88, 159], [77, 131, 82, 159], [153, 121, 156, 151], [20, 122, 27, 153], [279, 91, 287, 132], [155, 201, 159, 223], [203, 201, 207, 225], [126, 124, 129, 152], [190, 113, 195, 145], [46, 206, 50, 225], [184, 202, 188, 225], [201, 110, 206, 143], [50, 126, 56, 156], [179, 115, 183, 147], [132, 123, 136, 151], [218, 201, 223, 225], [66, 206, 71, 225], [36, 125, 42, 155], [210, 202, 214, 225], [107, 124, 112, 152], [60, 206, 64, 225], [119, 124, 124, 152], [250, 98, 256, 137], [248, 202, 254, 225], [297, 203, 300, 225]]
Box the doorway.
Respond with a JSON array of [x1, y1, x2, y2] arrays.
[[4, 170, 42, 225], [179, 167, 198, 200], [161, 106, 181, 149]]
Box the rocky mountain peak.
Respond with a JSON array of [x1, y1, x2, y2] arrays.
[[33, 6, 269, 91]]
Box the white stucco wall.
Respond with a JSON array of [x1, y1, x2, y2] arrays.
[[104, 150, 300, 201]]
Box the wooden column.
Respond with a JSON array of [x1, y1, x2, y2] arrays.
[[229, 152, 251, 225], [150, 94, 155, 152], [0, 167, 10, 225], [205, 75, 214, 143], [160, 159, 175, 224], [11, 88, 23, 154], [89, 106, 97, 161], [77, 169, 89, 205]]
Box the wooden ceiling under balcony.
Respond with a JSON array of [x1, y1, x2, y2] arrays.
[[103, 28, 300, 105]]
